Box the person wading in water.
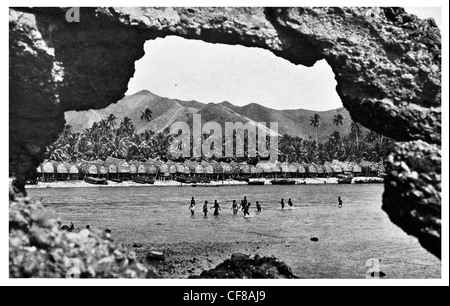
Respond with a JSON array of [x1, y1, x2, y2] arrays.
[[232, 200, 239, 215], [212, 200, 221, 216], [338, 196, 343, 208], [288, 198, 294, 207], [189, 197, 196, 216], [256, 201, 262, 212], [203, 200, 209, 217], [280, 198, 285, 209]]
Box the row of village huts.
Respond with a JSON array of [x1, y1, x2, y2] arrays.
[[35, 157, 386, 182]]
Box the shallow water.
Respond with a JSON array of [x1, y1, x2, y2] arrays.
[[28, 184, 441, 279]]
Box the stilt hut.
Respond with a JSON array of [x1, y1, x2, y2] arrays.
[[116, 159, 131, 180], [134, 161, 147, 178], [159, 163, 170, 180], [145, 161, 158, 178], [350, 163, 362, 177], [257, 161, 273, 179], [105, 159, 119, 179], [36, 164, 43, 180], [41, 160, 55, 181], [327, 162, 342, 177], [77, 161, 98, 178], [182, 162, 191, 176], [194, 163, 204, 178], [288, 164, 298, 178], [322, 165, 333, 178], [64, 162, 79, 180], [295, 163, 306, 178], [50, 161, 68, 181], [168, 162, 177, 180], [221, 163, 232, 180], [176, 163, 185, 175], [94, 161, 108, 179], [271, 163, 282, 178], [239, 162, 251, 177], [304, 164, 318, 178], [211, 162, 223, 181], [202, 162, 214, 179], [280, 163, 290, 177]]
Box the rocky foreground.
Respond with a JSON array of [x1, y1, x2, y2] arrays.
[[9, 179, 297, 279]]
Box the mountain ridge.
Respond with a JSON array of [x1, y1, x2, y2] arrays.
[[65, 90, 353, 141]]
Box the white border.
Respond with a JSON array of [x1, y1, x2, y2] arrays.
[[2, 0, 449, 287]]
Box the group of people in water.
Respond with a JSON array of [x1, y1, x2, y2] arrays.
[[189, 195, 344, 217], [189, 196, 263, 217]]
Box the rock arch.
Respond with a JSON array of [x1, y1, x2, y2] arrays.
[[9, 7, 441, 258]]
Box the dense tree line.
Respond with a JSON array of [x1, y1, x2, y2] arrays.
[[45, 111, 395, 165]]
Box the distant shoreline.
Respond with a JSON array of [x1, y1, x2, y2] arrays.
[[26, 177, 383, 189]]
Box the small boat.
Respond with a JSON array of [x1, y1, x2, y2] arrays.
[[337, 173, 353, 184], [175, 175, 194, 184], [248, 180, 265, 185], [133, 176, 155, 184], [110, 178, 123, 183], [270, 178, 296, 185], [84, 177, 108, 185]]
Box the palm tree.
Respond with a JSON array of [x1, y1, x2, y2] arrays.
[[333, 114, 345, 149], [309, 114, 321, 146], [106, 114, 117, 129], [140, 108, 153, 123], [350, 120, 362, 152]]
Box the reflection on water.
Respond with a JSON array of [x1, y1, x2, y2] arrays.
[[28, 184, 441, 279]]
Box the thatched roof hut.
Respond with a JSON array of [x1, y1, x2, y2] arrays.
[[280, 163, 290, 173], [351, 164, 362, 173], [134, 162, 147, 174], [295, 163, 306, 174], [203, 163, 214, 174], [105, 157, 130, 173], [256, 162, 272, 173], [289, 164, 298, 173], [77, 161, 98, 175], [145, 162, 157, 175], [304, 164, 318, 174], [176, 163, 185, 174], [159, 163, 169, 174], [221, 163, 232, 174], [50, 161, 68, 174], [104, 160, 118, 174], [63, 162, 79, 174], [195, 164, 204, 174], [250, 165, 259, 174], [212, 162, 223, 173], [41, 160, 55, 173], [239, 163, 251, 174], [168, 163, 177, 174], [322, 165, 333, 174]]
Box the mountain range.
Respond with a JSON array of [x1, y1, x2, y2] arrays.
[[65, 90, 353, 142]]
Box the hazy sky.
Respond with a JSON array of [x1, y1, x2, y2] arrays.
[[126, 7, 441, 111]]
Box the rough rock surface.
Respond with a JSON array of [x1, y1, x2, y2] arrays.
[[9, 179, 156, 278], [9, 7, 441, 258], [190, 253, 298, 279]]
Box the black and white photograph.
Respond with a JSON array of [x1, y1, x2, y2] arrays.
[[4, 0, 448, 288]]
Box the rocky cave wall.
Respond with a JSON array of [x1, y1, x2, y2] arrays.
[[9, 7, 441, 258]]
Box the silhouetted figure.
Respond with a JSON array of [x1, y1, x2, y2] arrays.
[[288, 198, 294, 207], [338, 196, 343, 208], [86, 225, 90, 230], [105, 228, 112, 234], [256, 201, 262, 212], [280, 199, 285, 209], [232, 200, 239, 215], [242, 196, 248, 210], [243, 202, 251, 216], [61, 222, 74, 232], [189, 197, 196, 216], [212, 200, 221, 216], [203, 201, 209, 217]]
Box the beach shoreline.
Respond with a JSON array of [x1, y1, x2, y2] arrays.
[[26, 177, 383, 189]]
